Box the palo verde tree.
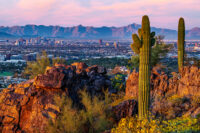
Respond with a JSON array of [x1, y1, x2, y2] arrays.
[[24, 51, 66, 79], [131, 15, 155, 119]]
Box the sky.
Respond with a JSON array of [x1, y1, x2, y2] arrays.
[[0, 0, 199, 30]]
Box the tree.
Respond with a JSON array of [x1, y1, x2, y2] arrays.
[[24, 51, 66, 79]]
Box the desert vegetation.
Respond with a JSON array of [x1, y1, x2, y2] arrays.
[[0, 15, 199, 133], [24, 51, 66, 78], [48, 90, 114, 133]]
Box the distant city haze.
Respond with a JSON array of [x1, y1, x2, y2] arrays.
[[0, 0, 199, 30]]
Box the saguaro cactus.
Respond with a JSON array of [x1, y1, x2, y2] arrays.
[[131, 15, 155, 119], [178, 17, 185, 72]]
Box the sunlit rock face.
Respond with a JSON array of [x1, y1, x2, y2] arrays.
[[126, 66, 200, 98], [177, 66, 200, 96], [126, 66, 200, 119], [126, 67, 169, 99], [0, 63, 111, 133]]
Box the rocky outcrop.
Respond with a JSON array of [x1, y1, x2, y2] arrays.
[[126, 67, 169, 99], [178, 66, 200, 96], [0, 64, 199, 132], [126, 66, 200, 98], [126, 66, 200, 119], [0, 63, 111, 133]]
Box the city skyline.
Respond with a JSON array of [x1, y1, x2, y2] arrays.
[[0, 0, 199, 30]]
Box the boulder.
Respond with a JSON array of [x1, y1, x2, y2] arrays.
[[112, 99, 138, 122]]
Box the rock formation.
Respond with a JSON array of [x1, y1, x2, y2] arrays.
[[126, 67, 169, 99], [126, 66, 200, 98], [0, 63, 111, 133], [126, 66, 200, 119], [0, 64, 199, 132]]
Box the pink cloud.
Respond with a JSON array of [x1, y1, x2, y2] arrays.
[[0, 0, 199, 29], [17, 0, 56, 9]]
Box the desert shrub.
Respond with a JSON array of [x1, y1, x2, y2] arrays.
[[79, 90, 113, 132], [111, 74, 126, 92], [48, 94, 83, 133], [111, 116, 161, 133], [48, 90, 113, 133], [111, 115, 200, 133], [160, 116, 200, 133], [24, 51, 50, 79], [24, 51, 66, 79]]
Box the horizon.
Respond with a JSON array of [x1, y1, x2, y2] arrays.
[[0, 0, 199, 30]]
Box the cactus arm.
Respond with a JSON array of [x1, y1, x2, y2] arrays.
[[131, 34, 142, 54], [132, 34, 142, 49], [131, 43, 140, 54]]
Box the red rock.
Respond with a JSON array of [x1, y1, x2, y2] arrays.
[[126, 66, 200, 119], [126, 66, 200, 99], [126, 67, 168, 99], [0, 63, 111, 133]]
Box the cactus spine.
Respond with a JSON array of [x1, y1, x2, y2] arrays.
[[131, 15, 155, 119], [178, 17, 185, 72]]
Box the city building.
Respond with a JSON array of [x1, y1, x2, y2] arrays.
[[99, 39, 103, 45]]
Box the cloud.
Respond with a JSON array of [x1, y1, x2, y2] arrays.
[[0, 0, 199, 29]]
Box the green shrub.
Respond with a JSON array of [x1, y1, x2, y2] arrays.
[[111, 116, 161, 133], [48, 94, 83, 133], [24, 51, 66, 79], [111, 115, 200, 133], [160, 116, 200, 133], [48, 90, 113, 133], [111, 74, 126, 92]]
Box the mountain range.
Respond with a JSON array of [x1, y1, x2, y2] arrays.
[[0, 23, 199, 40]]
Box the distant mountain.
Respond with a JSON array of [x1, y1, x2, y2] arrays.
[[0, 24, 199, 40], [186, 27, 200, 39], [0, 32, 15, 38]]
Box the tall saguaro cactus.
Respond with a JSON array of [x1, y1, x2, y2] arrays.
[[131, 15, 155, 119], [178, 17, 185, 72]]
